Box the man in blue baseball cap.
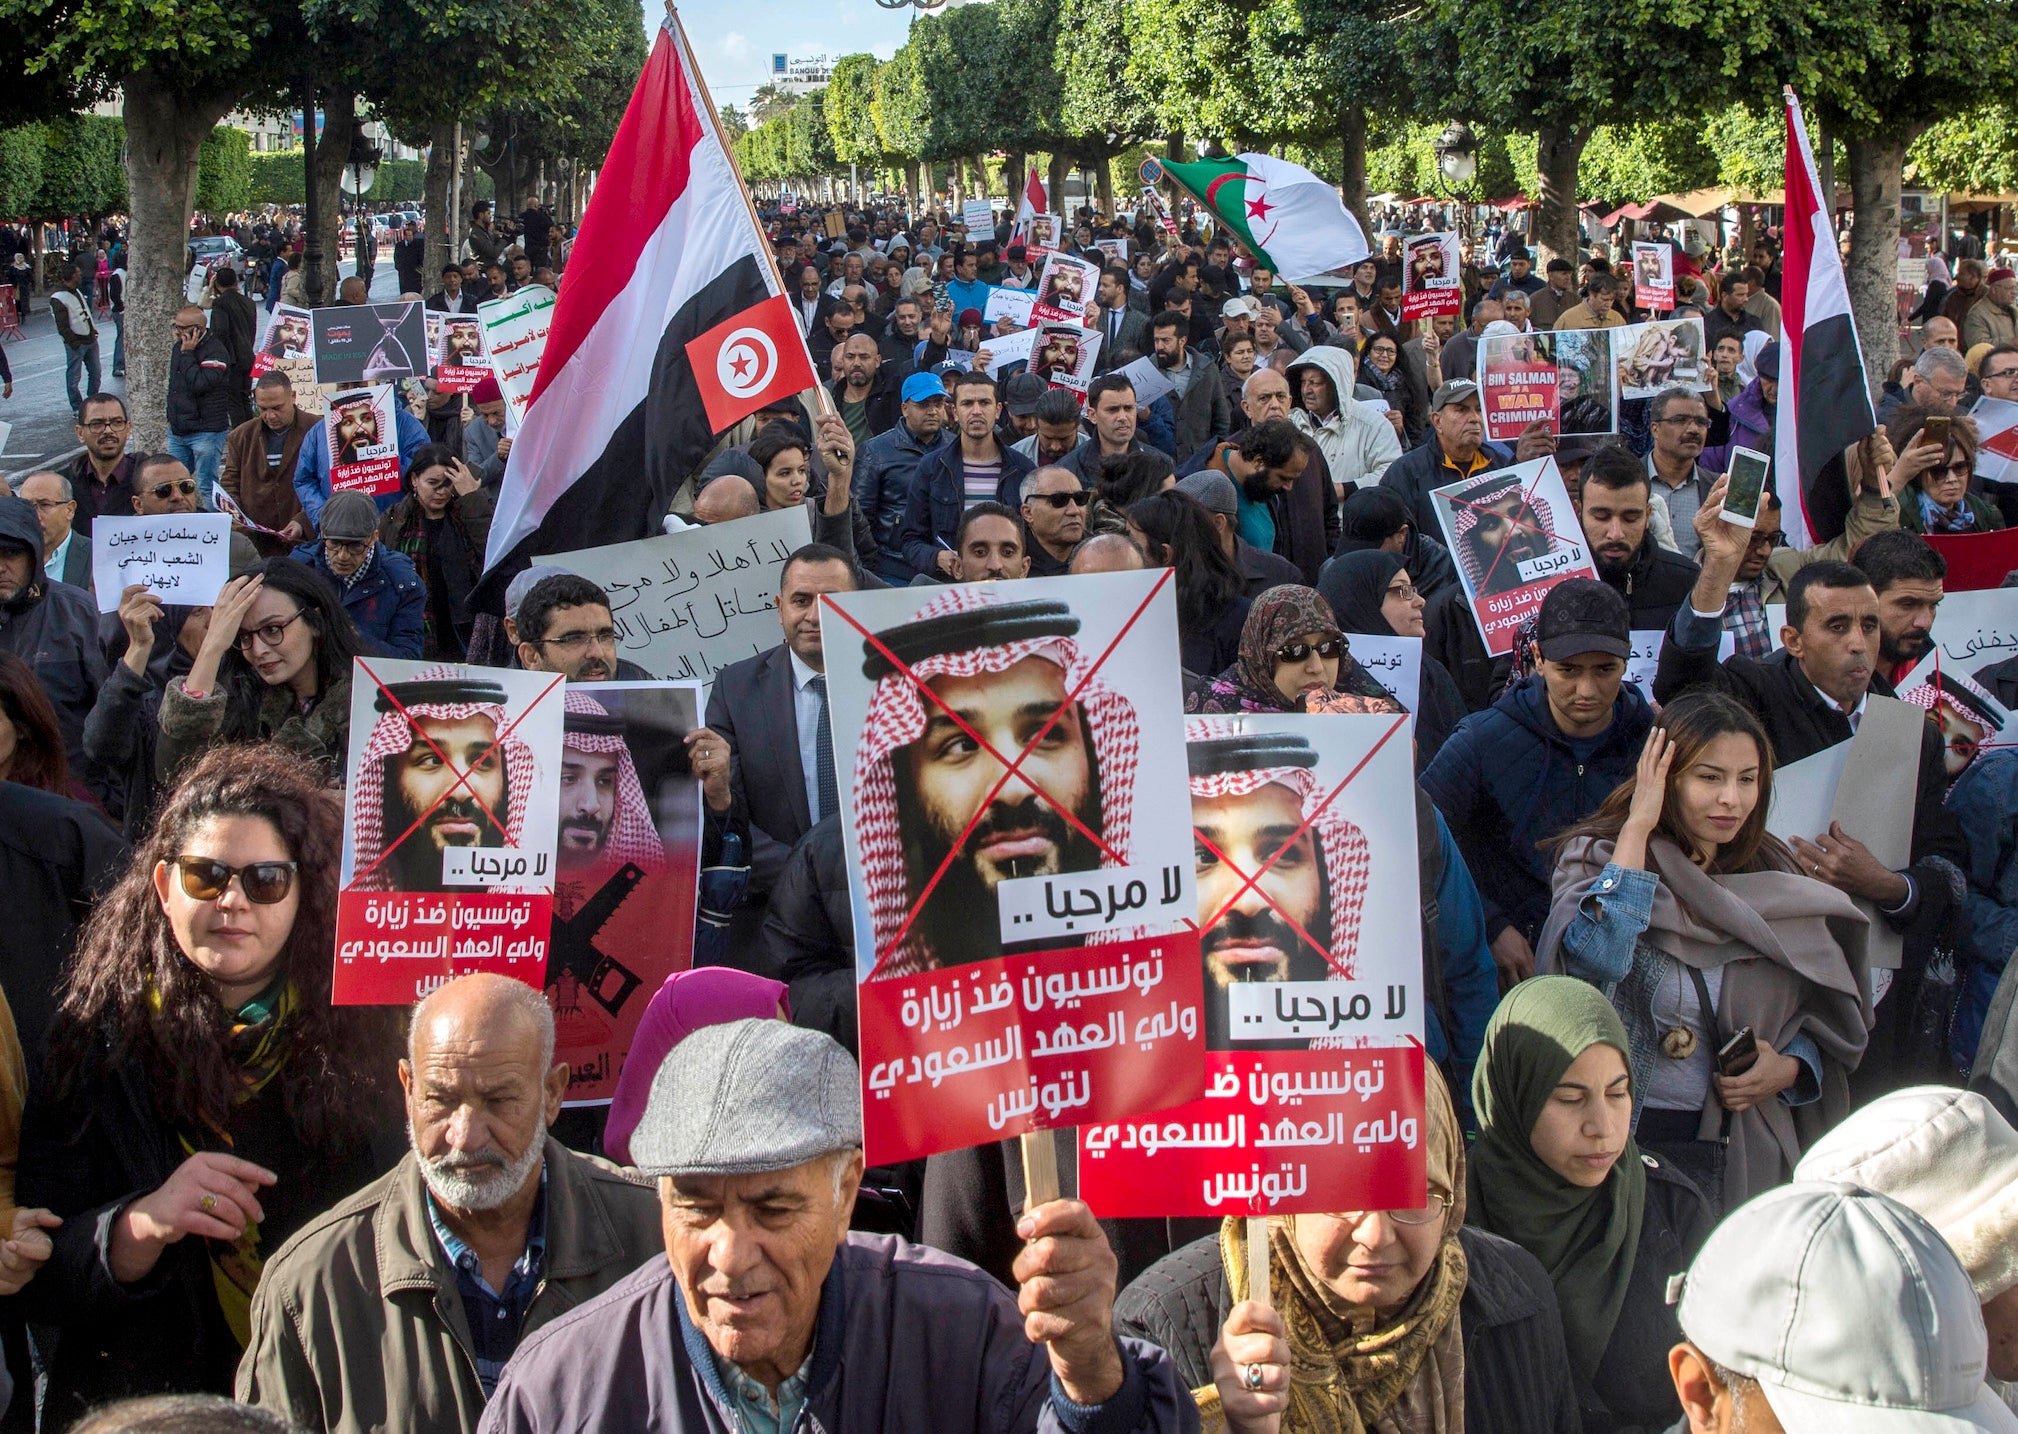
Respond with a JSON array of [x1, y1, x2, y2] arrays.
[[855, 371, 953, 584]]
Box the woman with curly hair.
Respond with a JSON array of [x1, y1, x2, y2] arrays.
[[16, 744, 405, 1426]]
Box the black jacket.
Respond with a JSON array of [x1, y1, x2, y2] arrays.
[[826, 370, 900, 441], [1115, 1226, 1583, 1434], [1977, 653, 2018, 714], [705, 644, 816, 896], [1604, 536, 1700, 634], [0, 783, 123, 1080], [765, 814, 858, 1056], [166, 333, 234, 435], [0, 497, 106, 783], [1381, 433, 1514, 538]]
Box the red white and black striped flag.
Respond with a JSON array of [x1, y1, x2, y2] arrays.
[[1775, 86, 1875, 548], [478, 14, 815, 591]]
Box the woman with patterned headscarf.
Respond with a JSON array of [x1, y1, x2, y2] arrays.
[[1467, 977, 1714, 1433], [1187, 586, 1403, 717], [1115, 1062, 1582, 1434]]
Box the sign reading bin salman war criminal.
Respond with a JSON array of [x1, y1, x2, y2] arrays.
[[820, 572, 1205, 1165], [1429, 455, 1598, 657], [1076, 715, 1427, 1218], [333, 660, 564, 1006], [548, 682, 705, 1106]]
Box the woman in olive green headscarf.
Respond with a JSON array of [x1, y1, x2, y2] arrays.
[[1466, 976, 1714, 1434]]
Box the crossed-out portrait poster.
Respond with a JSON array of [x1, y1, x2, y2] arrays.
[[1429, 455, 1599, 656], [821, 571, 1205, 1165], [333, 659, 564, 1006], [548, 682, 705, 1106], [1076, 714, 1427, 1218]]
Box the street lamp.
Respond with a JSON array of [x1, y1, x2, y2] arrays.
[[1431, 121, 1479, 243]]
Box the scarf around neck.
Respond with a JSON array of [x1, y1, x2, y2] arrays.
[[1466, 975, 1644, 1382]]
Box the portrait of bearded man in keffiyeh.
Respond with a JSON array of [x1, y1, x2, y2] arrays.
[[348, 671, 542, 894], [852, 587, 1146, 979], [1447, 470, 1561, 600], [1187, 722, 1371, 1050]]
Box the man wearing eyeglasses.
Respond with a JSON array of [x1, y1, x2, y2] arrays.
[[512, 572, 653, 684], [287, 490, 424, 658], [65, 393, 137, 537], [10, 471, 88, 591], [166, 305, 234, 506], [1642, 386, 1719, 561], [1017, 467, 1089, 577]]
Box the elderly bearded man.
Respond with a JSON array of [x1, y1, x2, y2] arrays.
[[477, 1018, 1195, 1434]]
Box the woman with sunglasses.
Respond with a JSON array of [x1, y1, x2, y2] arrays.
[[1467, 977, 1714, 1434], [1185, 584, 1401, 715], [1890, 409, 2004, 533], [1115, 1063, 1581, 1434], [15, 744, 404, 1424], [157, 558, 363, 783]]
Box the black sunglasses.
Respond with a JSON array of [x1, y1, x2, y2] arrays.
[[1030, 491, 1091, 509], [173, 856, 298, 905], [149, 479, 199, 500], [1276, 638, 1345, 664]]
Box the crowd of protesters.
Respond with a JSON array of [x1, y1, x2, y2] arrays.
[[1, 188, 2017, 1434]]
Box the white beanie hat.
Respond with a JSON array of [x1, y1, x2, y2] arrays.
[[1795, 1086, 2018, 1301]]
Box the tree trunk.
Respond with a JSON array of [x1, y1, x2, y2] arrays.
[[310, 93, 357, 304], [122, 67, 236, 452], [1532, 124, 1587, 270], [1844, 133, 1912, 404], [1005, 151, 1025, 206], [425, 121, 457, 285], [1047, 153, 1067, 214], [1096, 158, 1113, 217], [1339, 101, 1370, 241]]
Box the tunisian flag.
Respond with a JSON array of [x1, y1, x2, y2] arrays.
[[479, 16, 814, 589], [1775, 86, 1876, 548]]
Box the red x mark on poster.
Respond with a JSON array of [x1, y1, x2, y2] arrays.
[[344, 659, 563, 891], [1450, 462, 1569, 597], [822, 570, 1188, 970], [1192, 714, 1409, 977]]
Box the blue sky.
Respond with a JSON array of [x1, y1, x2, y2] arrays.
[[672, 1, 918, 107]]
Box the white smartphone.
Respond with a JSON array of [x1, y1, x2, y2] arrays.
[[1721, 446, 1770, 529]]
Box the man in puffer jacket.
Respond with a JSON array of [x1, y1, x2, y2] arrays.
[[1285, 344, 1401, 496]]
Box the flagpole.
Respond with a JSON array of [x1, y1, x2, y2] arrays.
[[667, 3, 837, 419]]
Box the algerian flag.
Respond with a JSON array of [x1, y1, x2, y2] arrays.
[[1150, 153, 1370, 283]]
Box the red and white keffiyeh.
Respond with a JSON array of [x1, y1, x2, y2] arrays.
[[562, 689, 666, 873], [1449, 479, 1561, 593], [854, 586, 1143, 978], [349, 664, 542, 892]]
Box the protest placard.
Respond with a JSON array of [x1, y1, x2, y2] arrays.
[[1119, 354, 1175, 408], [962, 199, 996, 236], [1428, 456, 1598, 657], [333, 659, 565, 1005], [435, 313, 491, 394], [323, 386, 403, 497], [1913, 587, 2018, 677], [1093, 238, 1130, 265], [1401, 232, 1461, 322], [1477, 331, 1559, 442], [90, 513, 231, 614], [1633, 241, 1674, 311], [549, 682, 705, 1106], [1030, 322, 1102, 396], [1025, 214, 1065, 254], [1341, 633, 1421, 714], [310, 300, 428, 386], [984, 285, 1037, 328], [1033, 253, 1101, 327], [1614, 316, 1709, 400], [479, 284, 557, 430], [546, 505, 813, 700], [1894, 665, 2015, 788], [1552, 328, 1618, 434], [1976, 397, 2018, 488], [822, 572, 1205, 1165], [253, 304, 311, 378], [980, 327, 1038, 378], [213, 485, 292, 539], [1075, 714, 1427, 1218]]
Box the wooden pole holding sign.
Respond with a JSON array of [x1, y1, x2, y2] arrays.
[[1020, 1130, 1061, 1209], [667, 4, 838, 421], [1246, 1216, 1270, 1309]]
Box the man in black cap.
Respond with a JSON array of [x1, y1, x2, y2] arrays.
[[851, 591, 1145, 977], [998, 372, 1049, 448], [1422, 578, 1653, 987]]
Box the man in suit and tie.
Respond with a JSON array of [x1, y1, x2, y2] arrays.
[[705, 542, 862, 976], [12, 471, 91, 593], [1091, 266, 1148, 373]]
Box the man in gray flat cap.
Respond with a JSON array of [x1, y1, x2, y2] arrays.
[[477, 1019, 1195, 1434]]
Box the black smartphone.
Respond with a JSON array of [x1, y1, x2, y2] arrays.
[[1716, 1026, 1759, 1078]]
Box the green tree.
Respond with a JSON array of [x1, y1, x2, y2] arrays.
[[195, 124, 253, 214], [0, 126, 48, 218], [824, 53, 884, 167], [32, 114, 126, 218], [1908, 106, 2018, 195], [871, 47, 931, 195]]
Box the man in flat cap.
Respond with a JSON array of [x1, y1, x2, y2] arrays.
[[350, 669, 542, 894], [1187, 723, 1371, 1049], [851, 587, 1145, 978], [477, 1018, 1194, 1434]]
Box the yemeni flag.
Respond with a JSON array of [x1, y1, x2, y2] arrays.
[[1775, 86, 1875, 548], [1010, 169, 1047, 246], [1149, 153, 1370, 283], [477, 15, 815, 594]]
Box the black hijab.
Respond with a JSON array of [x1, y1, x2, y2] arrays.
[[1319, 549, 1406, 636]]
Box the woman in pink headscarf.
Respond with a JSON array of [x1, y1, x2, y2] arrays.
[[602, 968, 789, 1166]]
